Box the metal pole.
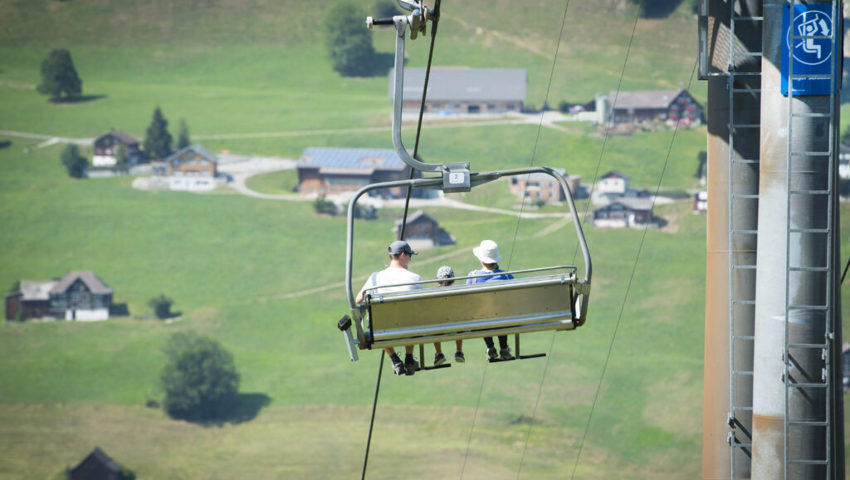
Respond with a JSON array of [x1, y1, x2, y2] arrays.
[[702, 1, 762, 478], [750, 3, 792, 477], [752, 2, 837, 477]]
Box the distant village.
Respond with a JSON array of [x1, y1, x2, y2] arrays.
[[9, 67, 712, 323]]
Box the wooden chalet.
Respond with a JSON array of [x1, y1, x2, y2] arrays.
[[508, 168, 581, 204], [391, 67, 527, 115], [606, 89, 704, 125], [92, 131, 141, 167], [296, 147, 415, 199], [596, 170, 630, 195], [392, 210, 454, 248], [162, 144, 217, 177], [5, 271, 113, 321], [592, 197, 654, 228]]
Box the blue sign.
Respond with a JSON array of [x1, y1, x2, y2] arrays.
[[781, 3, 838, 96]]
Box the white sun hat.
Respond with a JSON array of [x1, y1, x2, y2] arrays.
[[472, 240, 502, 264]]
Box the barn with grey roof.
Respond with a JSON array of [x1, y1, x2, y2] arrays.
[[389, 67, 527, 115]]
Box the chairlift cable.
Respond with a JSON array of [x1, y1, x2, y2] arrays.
[[507, 2, 574, 477], [459, 1, 574, 476], [505, 0, 572, 271], [568, 58, 700, 480], [360, 350, 385, 480]]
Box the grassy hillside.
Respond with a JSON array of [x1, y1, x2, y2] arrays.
[[3, 1, 845, 479]]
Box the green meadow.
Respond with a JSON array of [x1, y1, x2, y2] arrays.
[[0, 1, 848, 478]]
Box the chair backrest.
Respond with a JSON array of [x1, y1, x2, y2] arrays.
[[363, 273, 577, 348]]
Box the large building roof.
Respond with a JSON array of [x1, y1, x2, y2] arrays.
[[298, 147, 407, 172], [390, 67, 527, 103], [608, 89, 693, 110], [165, 144, 217, 164]]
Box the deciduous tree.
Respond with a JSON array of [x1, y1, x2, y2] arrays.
[[325, 1, 377, 77], [160, 332, 240, 422], [60, 144, 87, 178], [37, 49, 82, 101]]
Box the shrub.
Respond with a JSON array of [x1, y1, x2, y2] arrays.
[[60, 144, 87, 178], [147, 294, 174, 319]]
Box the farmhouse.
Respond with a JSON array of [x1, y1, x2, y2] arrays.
[[152, 144, 218, 191], [605, 89, 704, 125], [592, 197, 654, 228], [4, 270, 113, 321], [596, 170, 630, 195], [390, 67, 526, 115], [296, 147, 416, 199], [92, 130, 141, 167], [391, 210, 454, 248], [508, 169, 582, 204], [67, 447, 127, 480]]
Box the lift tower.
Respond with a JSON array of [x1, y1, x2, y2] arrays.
[[701, 1, 844, 478]]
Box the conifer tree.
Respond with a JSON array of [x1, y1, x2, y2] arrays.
[[143, 107, 173, 160], [176, 119, 191, 150]]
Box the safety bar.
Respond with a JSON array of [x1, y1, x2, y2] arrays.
[[360, 265, 577, 298]]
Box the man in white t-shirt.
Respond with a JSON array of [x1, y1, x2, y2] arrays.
[[356, 240, 423, 376]]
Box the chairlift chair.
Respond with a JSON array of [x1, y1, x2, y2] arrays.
[[336, 1, 592, 365]]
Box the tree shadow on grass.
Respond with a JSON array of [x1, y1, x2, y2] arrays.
[[172, 393, 273, 426], [641, 0, 685, 19], [49, 94, 107, 104]]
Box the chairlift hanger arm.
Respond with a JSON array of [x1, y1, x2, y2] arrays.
[[367, 2, 464, 179]]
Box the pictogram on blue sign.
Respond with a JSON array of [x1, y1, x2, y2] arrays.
[[781, 3, 838, 96]]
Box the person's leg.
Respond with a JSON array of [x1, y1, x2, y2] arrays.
[[454, 339, 465, 363], [498, 336, 514, 360], [434, 342, 446, 366], [484, 337, 498, 360], [385, 347, 405, 375], [403, 345, 418, 375]]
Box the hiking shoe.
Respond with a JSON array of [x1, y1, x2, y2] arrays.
[[500, 348, 515, 361], [404, 355, 419, 375], [454, 351, 465, 363], [391, 358, 406, 375], [486, 347, 499, 361], [434, 352, 447, 366]]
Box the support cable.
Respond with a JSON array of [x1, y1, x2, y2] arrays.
[[506, 0, 571, 269], [360, 5, 441, 479], [568, 58, 699, 480], [360, 351, 385, 480], [506, 0, 572, 477]]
